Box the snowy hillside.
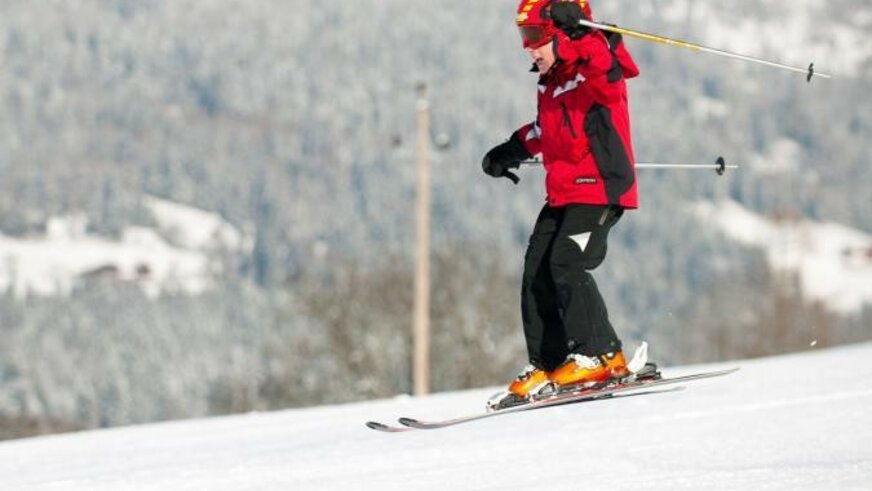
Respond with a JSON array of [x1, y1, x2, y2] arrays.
[[697, 200, 872, 314], [0, 197, 250, 298], [1, 342, 870, 490]]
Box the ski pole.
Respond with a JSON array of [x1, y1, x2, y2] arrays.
[[521, 157, 738, 176], [578, 18, 830, 82]]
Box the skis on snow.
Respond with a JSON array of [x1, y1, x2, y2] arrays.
[[366, 367, 739, 433]]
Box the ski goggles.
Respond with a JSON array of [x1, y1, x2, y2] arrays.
[[518, 24, 554, 49]]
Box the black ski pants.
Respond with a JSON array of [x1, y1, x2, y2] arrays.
[[521, 204, 623, 371]]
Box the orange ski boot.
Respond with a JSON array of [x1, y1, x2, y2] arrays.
[[550, 351, 629, 391], [486, 365, 553, 412]]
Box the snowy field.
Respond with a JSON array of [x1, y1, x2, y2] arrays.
[[1, 342, 871, 490]]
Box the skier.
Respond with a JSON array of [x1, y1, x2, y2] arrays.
[[482, 0, 642, 410]]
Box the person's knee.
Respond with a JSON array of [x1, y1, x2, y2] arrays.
[[580, 255, 605, 270], [550, 243, 604, 274]]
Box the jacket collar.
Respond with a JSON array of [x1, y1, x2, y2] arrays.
[[537, 59, 575, 88]]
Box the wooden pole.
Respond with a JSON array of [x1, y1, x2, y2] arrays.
[[413, 82, 431, 396]]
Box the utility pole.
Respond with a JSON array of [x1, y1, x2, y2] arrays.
[[412, 82, 431, 396]]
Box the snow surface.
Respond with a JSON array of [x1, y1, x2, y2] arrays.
[[1, 343, 871, 490], [697, 200, 872, 314]]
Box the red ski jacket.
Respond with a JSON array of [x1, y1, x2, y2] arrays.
[[517, 31, 640, 209]]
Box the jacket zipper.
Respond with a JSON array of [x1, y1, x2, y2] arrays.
[[559, 102, 578, 138]]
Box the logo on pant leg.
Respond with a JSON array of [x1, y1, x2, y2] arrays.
[[569, 232, 592, 253]]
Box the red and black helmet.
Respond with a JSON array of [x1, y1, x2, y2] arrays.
[[515, 0, 592, 49]]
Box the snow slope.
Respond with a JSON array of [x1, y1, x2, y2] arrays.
[[1, 343, 871, 490]]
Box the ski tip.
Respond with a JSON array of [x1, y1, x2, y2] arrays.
[[689, 367, 741, 379], [398, 417, 422, 428], [366, 421, 406, 432], [366, 421, 416, 433], [683, 366, 740, 377]]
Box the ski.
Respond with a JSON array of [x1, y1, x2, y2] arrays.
[[397, 386, 686, 430], [365, 421, 416, 433], [365, 386, 682, 433], [366, 367, 738, 432], [366, 386, 684, 433]]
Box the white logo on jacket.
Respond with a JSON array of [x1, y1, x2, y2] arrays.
[[552, 73, 586, 98]]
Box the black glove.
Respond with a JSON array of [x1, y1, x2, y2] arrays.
[[549, 1, 591, 40], [482, 132, 531, 185]]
